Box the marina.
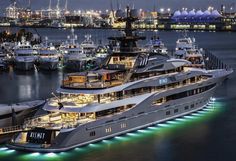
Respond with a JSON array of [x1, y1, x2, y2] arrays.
[[0, 1, 235, 161]]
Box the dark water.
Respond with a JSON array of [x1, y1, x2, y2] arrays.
[[0, 28, 236, 161]]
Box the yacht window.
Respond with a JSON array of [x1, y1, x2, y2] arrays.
[[105, 120, 114, 123], [121, 123, 127, 128], [138, 112, 144, 115], [166, 111, 171, 115], [174, 109, 179, 113], [184, 106, 189, 110], [191, 104, 194, 108], [90, 131, 96, 136], [119, 117, 126, 120], [105, 127, 112, 133]]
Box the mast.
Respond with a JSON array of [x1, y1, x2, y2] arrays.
[[109, 6, 145, 53], [28, 0, 31, 9], [49, 0, 52, 10], [65, 0, 68, 12], [57, 0, 60, 10]]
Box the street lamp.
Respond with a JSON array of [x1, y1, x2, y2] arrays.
[[167, 8, 171, 16], [230, 7, 233, 17]]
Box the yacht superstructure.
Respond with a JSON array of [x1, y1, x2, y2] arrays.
[[8, 7, 232, 152]]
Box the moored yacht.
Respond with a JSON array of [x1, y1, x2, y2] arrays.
[[146, 36, 168, 55], [95, 45, 109, 65], [62, 29, 96, 71], [80, 34, 97, 55], [13, 37, 38, 71], [175, 36, 205, 68], [8, 7, 232, 152], [37, 38, 60, 70], [184, 48, 205, 68]]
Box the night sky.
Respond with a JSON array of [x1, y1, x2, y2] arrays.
[[0, 0, 235, 12]]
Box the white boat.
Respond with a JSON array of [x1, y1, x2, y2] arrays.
[[175, 36, 205, 68], [175, 36, 195, 57], [95, 45, 109, 65], [80, 34, 97, 55], [62, 28, 96, 71], [37, 38, 60, 70], [13, 37, 38, 71], [146, 36, 168, 55], [184, 48, 205, 68]]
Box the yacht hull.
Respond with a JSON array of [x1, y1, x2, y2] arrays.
[[7, 84, 219, 152], [38, 61, 59, 70], [15, 61, 35, 71], [64, 60, 84, 71]]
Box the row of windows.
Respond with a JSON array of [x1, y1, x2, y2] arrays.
[[105, 127, 112, 133], [166, 104, 194, 116], [89, 123, 128, 137], [153, 83, 216, 105], [165, 99, 209, 116]]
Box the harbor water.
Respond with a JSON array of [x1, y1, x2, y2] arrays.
[[0, 28, 236, 161]]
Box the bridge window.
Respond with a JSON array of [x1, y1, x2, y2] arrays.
[[174, 109, 179, 113], [121, 123, 127, 128], [105, 127, 112, 133], [166, 111, 171, 115]]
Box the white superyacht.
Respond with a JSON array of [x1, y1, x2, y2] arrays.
[[8, 7, 232, 152], [175, 36, 205, 68], [62, 29, 96, 71], [37, 37, 60, 70], [13, 37, 38, 71]]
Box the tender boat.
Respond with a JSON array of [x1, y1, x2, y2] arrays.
[[7, 7, 232, 152]]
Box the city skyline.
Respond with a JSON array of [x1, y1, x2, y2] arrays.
[[0, 0, 235, 13]]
